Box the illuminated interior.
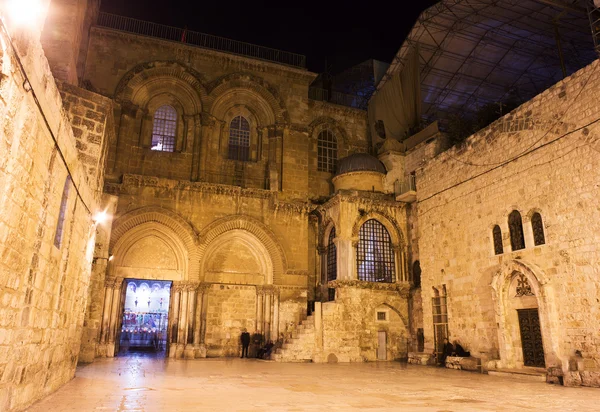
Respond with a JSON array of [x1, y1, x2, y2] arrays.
[[119, 279, 172, 354]]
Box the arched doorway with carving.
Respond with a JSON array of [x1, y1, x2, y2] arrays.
[[197, 215, 287, 357], [96, 207, 199, 359], [491, 260, 558, 370]]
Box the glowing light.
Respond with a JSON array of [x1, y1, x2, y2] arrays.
[[93, 210, 109, 225], [86, 233, 96, 263], [108, 255, 114, 262], [5, 0, 44, 27]]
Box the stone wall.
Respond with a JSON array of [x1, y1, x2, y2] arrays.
[[92, 174, 311, 357], [0, 17, 105, 411], [319, 283, 409, 362], [412, 60, 600, 376], [83, 28, 369, 199], [205, 285, 256, 357], [58, 81, 114, 192]]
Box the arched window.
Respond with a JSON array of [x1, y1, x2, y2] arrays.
[[493, 225, 503, 255], [151, 105, 177, 152], [54, 176, 71, 248], [412, 260, 421, 288], [531, 212, 545, 246], [508, 210, 525, 251], [317, 129, 337, 173], [228, 115, 251, 161], [326, 227, 337, 282], [357, 219, 396, 283]]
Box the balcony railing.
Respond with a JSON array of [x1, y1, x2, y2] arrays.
[[96, 13, 307, 68], [308, 87, 368, 110], [394, 174, 417, 203]]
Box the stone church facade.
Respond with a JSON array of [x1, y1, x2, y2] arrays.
[[1, 0, 599, 410]]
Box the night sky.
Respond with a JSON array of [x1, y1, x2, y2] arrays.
[[100, 0, 436, 73]]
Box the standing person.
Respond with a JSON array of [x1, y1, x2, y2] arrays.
[[439, 338, 454, 367], [240, 329, 250, 358]]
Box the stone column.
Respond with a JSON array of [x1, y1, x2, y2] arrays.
[[336, 238, 355, 280], [256, 288, 264, 335], [184, 283, 197, 358], [99, 280, 114, 346], [271, 288, 280, 341], [193, 284, 209, 358], [396, 246, 406, 282], [267, 125, 283, 191], [264, 291, 272, 342], [199, 285, 209, 347], [107, 278, 123, 357], [318, 246, 327, 299], [191, 114, 202, 181], [169, 284, 181, 358]]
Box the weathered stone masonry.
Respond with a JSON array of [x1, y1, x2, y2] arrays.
[[412, 60, 600, 385]]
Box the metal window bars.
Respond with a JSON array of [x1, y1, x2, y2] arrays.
[[356, 219, 396, 283], [317, 129, 337, 173]]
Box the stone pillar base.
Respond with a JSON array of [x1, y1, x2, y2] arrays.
[[184, 345, 196, 359], [168, 344, 178, 358], [96, 343, 116, 358], [175, 343, 185, 359], [194, 344, 207, 358]]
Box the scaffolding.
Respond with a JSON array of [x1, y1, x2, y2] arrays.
[[376, 0, 597, 127]]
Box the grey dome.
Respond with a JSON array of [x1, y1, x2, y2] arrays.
[[336, 153, 386, 176]]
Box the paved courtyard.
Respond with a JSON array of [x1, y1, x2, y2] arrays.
[[27, 354, 599, 411]]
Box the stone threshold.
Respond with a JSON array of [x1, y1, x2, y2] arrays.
[[488, 367, 546, 382]]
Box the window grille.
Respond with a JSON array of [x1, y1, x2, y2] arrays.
[[228, 115, 251, 161], [531, 212, 545, 246], [317, 129, 337, 173], [151, 105, 177, 152], [357, 219, 396, 283], [326, 227, 337, 282], [377, 311, 387, 321], [493, 225, 503, 255], [508, 210, 525, 251], [54, 176, 71, 248]]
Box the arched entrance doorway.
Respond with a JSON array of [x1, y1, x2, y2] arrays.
[[96, 208, 196, 359], [201, 229, 274, 357], [492, 261, 557, 369], [119, 279, 172, 356]]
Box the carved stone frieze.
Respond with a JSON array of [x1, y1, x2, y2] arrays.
[[328, 279, 410, 296]]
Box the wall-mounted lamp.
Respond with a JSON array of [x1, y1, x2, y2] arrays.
[[93, 210, 109, 225], [92, 255, 114, 264], [5, 0, 44, 27]]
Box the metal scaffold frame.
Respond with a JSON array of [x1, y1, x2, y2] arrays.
[[376, 0, 597, 126]]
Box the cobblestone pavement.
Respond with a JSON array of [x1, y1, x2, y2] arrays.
[[27, 354, 600, 411]]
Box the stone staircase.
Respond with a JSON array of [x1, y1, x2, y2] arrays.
[[271, 314, 316, 362]]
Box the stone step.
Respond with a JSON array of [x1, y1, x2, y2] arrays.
[[488, 368, 546, 382]]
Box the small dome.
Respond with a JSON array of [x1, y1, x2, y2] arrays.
[[336, 153, 386, 175]]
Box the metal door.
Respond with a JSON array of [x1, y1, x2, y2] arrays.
[[377, 331, 387, 360], [517, 308, 545, 367]]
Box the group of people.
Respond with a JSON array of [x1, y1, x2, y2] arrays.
[[239, 329, 281, 359], [439, 338, 471, 366]]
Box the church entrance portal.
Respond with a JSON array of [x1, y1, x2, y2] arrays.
[[517, 308, 545, 368], [118, 279, 172, 357]]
